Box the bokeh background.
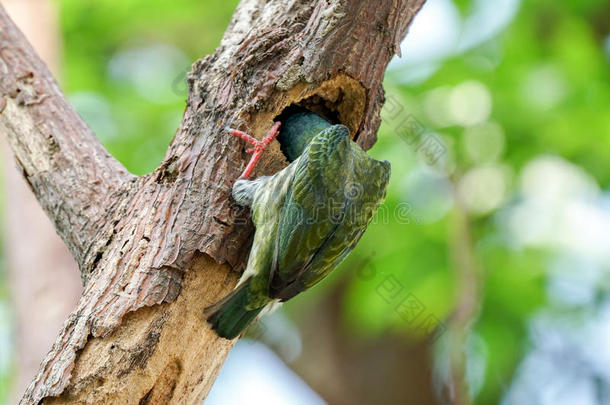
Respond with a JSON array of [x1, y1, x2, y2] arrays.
[[1, 0, 609, 404]]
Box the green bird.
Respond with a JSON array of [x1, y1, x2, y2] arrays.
[[205, 111, 390, 339]]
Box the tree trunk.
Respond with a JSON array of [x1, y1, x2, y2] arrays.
[[0, 0, 82, 401], [0, 0, 426, 403]]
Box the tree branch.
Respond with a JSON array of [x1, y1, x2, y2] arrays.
[[0, 1, 82, 400], [0, 0, 427, 403], [0, 5, 136, 277]]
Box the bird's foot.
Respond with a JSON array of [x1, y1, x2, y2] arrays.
[[227, 122, 281, 179]]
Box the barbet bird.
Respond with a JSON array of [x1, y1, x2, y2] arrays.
[[205, 111, 391, 339]]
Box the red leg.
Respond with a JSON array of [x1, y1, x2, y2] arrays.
[[227, 121, 281, 179]]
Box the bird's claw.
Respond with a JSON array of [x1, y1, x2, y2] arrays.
[[227, 121, 281, 179]]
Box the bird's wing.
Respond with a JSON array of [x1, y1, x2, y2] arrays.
[[299, 150, 390, 289], [269, 127, 390, 300]]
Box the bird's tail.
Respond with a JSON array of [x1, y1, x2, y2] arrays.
[[204, 279, 264, 340]]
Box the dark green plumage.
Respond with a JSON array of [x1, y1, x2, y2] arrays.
[[277, 111, 332, 161], [205, 279, 263, 339], [206, 112, 390, 339]]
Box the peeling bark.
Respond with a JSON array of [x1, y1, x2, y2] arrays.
[[0, 10, 136, 277], [0, 0, 426, 403], [0, 1, 82, 400]]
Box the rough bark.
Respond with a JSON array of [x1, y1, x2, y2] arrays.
[[0, 0, 82, 400], [0, 0, 426, 403]]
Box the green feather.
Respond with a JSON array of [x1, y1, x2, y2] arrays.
[[273, 125, 390, 297], [277, 111, 332, 162], [204, 278, 264, 339], [206, 119, 390, 339]]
